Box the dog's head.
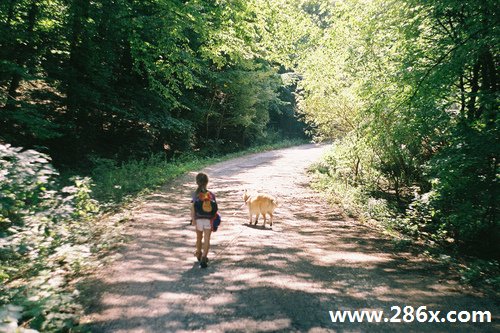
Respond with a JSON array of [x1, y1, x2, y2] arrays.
[[243, 190, 250, 204]]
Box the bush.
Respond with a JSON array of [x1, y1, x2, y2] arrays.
[[0, 144, 99, 332], [90, 153, 203, 203], [309, 141, 391, 221], [0, 144, 59, 229], [422, 123, 499, 257]]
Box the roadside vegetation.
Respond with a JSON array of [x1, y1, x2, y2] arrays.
[[297, 0, 498, 288]]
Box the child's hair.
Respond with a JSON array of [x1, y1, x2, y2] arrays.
[[195, 173, 209, 194]]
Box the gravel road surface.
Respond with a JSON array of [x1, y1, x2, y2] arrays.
[[82, 144, 499, 332]]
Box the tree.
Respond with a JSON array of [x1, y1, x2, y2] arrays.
[[279, 0, 498, 254], [1, 0, 306, 165], [0, 0, 64, 146]]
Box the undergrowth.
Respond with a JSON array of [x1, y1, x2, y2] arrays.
[[308, 158, 500, 293]]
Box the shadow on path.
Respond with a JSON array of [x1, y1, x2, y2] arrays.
[[81, 144, 499, 333]]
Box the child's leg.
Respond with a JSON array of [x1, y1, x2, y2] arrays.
[[195, 229, 203, 260], [202, 229, 211, 259]]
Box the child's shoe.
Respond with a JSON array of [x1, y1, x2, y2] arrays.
[[200, 257, 208, 268]]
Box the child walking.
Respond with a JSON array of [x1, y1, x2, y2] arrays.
[[190, 172, 217, 268]]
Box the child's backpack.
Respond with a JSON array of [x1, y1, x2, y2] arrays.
[[211, 212, 221, 232], [194, 191, 218, 219]]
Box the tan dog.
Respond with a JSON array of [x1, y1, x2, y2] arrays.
[[243, 190, 278, 228]]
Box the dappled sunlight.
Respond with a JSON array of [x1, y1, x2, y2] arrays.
[[102, 295, 150, 306], [82, 145, 499, 332], [214, 266, 340, 295], [197, 318, 292, 333], [309, 250, 393, 265]]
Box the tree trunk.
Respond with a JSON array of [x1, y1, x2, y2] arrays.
[[459, 74, 466, 116], [478, 46, 498, 122], [67, 0, 90, 124], [354, 156, 360, 184], [215, 107, 226, 141], [4, 1, 38, 110], [466, 60, 480, 120]]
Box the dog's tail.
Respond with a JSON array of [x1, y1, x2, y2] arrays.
[[272, 198, 279, 208]]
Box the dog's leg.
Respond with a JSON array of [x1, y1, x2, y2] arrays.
[[269, 213, 273, 227], [262, 213, 267, 228], [254, 214, 259, 225]]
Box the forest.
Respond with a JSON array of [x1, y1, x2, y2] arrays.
[[0, 0, 498, 331]]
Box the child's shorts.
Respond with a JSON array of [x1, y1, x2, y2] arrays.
[[196, 218, 211, 231]]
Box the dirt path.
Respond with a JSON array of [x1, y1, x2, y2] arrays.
[[82, 144, 498, 332]]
